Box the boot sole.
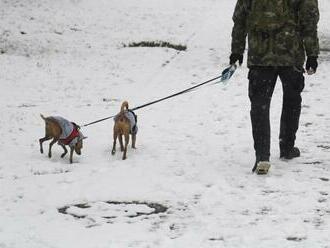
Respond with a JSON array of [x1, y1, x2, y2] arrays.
[[256, 161, 271, 175]]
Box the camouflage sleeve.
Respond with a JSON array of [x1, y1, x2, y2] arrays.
[[299, 0, 320, 57], [231, 0, 248, 55]]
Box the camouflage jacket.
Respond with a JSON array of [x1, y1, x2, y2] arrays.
[[231, 0, 319, 67]]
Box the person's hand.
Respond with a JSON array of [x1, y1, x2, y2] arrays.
[[305, 56, 318, 75], [229, 53, 243, 65]]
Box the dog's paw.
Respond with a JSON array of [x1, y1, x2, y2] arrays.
[[48, 153, 52, 158], [111, 150, 116, 155], [61, 153, 67, 158]]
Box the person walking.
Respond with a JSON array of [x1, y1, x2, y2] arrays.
[[229, 0, 319, 174]]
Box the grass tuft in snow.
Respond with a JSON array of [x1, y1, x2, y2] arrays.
[[123, 41, 187, 51]]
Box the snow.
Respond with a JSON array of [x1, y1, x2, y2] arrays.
[[0, 0, 330, 247]]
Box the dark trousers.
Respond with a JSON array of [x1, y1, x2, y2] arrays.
[[248, 67, 305, 161]]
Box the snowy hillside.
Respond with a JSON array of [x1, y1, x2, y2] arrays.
[[0, 0, 330, 247]]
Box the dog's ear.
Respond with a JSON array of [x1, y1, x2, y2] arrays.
[[71, 122, 81, 129]]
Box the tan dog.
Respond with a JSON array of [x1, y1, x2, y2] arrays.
[[39, 114, 86, 163], [111, 101, 137, 160]]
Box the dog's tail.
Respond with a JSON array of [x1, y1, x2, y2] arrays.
[[40, 114, 46, 121], [120, 101, 129, 113]]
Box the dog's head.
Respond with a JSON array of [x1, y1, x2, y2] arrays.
[[74, 132, 87, 155]]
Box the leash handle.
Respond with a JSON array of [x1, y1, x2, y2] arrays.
[[210, 64, 237, 85]]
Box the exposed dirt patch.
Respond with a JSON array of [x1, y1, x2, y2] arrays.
[[317, 145, 330, 150], [286, 236, 307, 242]]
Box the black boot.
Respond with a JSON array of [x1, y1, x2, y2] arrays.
[[280, 147, 300, 159]]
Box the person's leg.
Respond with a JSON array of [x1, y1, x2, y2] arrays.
[[278, 67, 305, 158], [248, 67, 278, 170]]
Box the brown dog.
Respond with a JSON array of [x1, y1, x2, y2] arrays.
[[111, 101, 138, 160], [39, 114, 86, 163]]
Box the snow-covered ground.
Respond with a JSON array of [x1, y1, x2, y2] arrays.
[[0, 0, 330, 247]]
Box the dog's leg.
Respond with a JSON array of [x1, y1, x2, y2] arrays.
[[132, 134, 136, 149], [122, 133, 129, 160], [60, 144, 68, 158], [119, 134, 124, 152], [111, 131, 118, 155], [69, 147, 74, 163], [48, 138, 57, 158], [39, 136, 51, 154]]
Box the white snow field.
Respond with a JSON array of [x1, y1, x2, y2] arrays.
[[0, 0, 330, 247]]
